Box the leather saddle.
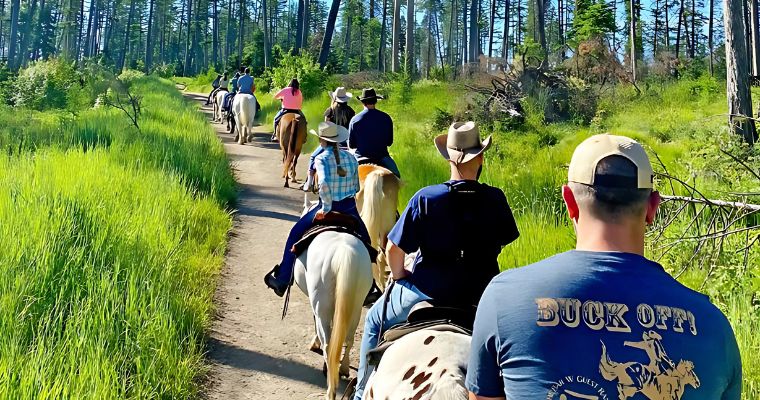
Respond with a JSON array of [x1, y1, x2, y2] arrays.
[[290, 212, 378, 262], [366, 301, 475, 367]]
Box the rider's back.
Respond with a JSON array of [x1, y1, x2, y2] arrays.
[[467, 250, 741, 400], [390, 180, 519, 309]]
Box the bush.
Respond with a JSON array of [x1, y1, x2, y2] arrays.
[[268, 52, 327, 98], [13, 59, 82, 110], [152, 63, 177, 78]]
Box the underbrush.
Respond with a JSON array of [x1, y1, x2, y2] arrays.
[[0, 76, 235, 397]]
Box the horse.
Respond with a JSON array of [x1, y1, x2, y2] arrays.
[[278, 113, 307, 188], [213, 90, 227, 123], [599, 341, 700, 400], [364, 329, 471, 400], [293, 215, 374, 400], [231, 93, 257, 144], [356, 164, 401, 291]]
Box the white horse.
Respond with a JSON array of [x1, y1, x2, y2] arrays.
[[293, 202, 373, 400], [356, 164, 401, 291], [213, 90, 227, 122], [232, 93, 256, 144], [364, 330, 471, 400]]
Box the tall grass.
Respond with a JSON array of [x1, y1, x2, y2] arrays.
[[0, 76, 234, 398]]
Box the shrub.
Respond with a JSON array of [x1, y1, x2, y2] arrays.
[[13, 59, 82, 110], [268, 52, 327, 98], [152, 63, 177, 78]]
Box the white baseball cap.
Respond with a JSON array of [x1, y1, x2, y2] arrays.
[[568, 134, 654, 189]]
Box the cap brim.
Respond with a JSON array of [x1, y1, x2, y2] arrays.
[[434, 134, 492, 163], [311, 126, 349, 143]]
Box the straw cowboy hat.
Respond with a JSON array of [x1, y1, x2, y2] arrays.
[[310, 121, 349, 144], [329, 87, 353, 103], [358, 88, 385, 101], [434, 121, 492, 164]]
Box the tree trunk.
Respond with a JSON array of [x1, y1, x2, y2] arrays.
[[145, 0, 155, 71], [675, 0, 683, 56], [469, 0, 478, 63], [406, 0, 414, 74], [708, 0, 714, 75], [77, 0, 85, 61], [488, 0, 496, 58], [725, 0, 758, 144], [664, 0, 669, 48], [630, 0, 637, 81], [502, 0, 509, 60], [184, 0, 192, 74], [302, 0, 309, 47], [17, 0, 37, 65], [751, 0, 760, 75], [536, 0, 547, 64], [236, 0, 242, 67], [462, 0, 468, 63], [654, 0, 659, 55], [370, 0, 375, 18], [318, 0, 340, 67], [84, 0, 95, 57], [379, 0, 388, 70], [295, 0, 304, 50], [690, 0, 696, 58], [263, 0, 270, 67], [344, 2, 351, 73], [448, 0, 455, 65], [516, 0, 522, 46], [211, 0, 218, 66], [118, 0, 136, 71], [391, 0, 401, 71], [558, 0, 564, 58], [8, 0, 20, 68]]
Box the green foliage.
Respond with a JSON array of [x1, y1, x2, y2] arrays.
[[515, 39, 547, 68], [569, 0, 617, 44], [0, 76, 235, 397], [13, 59, 84, 111], [268, 52, 327, 98]]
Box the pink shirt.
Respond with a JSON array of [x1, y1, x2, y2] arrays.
[[274, 88, 303, 110]]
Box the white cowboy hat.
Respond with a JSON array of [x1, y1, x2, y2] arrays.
[[434, 121, 492, 164], [310, 121, 349, 143], [329, 87, 353, 103]]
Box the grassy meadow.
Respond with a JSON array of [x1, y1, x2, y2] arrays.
[[0, 76, 235, 398], [191, 74, 759, 395]]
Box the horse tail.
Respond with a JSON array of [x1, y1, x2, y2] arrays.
[[288, 115, 299, 156], [326, 242, 365, 397], [599, 341, 617, 381], [360, 169, 386, 249]]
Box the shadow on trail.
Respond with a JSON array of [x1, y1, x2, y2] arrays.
[[208, 338, 326, 386]]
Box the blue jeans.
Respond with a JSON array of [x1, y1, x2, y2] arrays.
[[273, 109, 305, 132], [273, 197, 370, 286], [354, 279, 431, 400], [378, 155, 401, 178]]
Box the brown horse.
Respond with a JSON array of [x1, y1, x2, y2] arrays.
[[279, 113, 307, 188]]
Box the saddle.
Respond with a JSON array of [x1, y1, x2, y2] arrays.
[[366, 301, 475, 367], [290, 212, 378, 261]]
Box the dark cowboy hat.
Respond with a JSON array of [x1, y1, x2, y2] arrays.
[[358, 88, 385, 101]]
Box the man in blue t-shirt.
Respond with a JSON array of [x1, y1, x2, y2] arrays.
[[348, 88, 401, 178], [466, 134, 742, 400], [237, 67, 254, 95], [353, 121, 520, 400]]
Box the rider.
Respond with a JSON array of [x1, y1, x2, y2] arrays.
[[264, 122, 372, 297], [348, 88, 401, 178], [205, 73, 222, 105], [272, 78, 305, 141], [223, 71, 240, 111], [353, 121, 520, 400], [466, 134, 741, 400], [302, 87, 354, 191], [238, 67, 255, 95]]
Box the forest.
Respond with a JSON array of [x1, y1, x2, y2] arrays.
[[0, 0, 758, 398]]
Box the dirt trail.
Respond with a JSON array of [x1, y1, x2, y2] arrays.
[[183, 92, 356, 399]]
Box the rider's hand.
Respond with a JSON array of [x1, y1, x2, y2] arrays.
[[315, 211, 326, 220]]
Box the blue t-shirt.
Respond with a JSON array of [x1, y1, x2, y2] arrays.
[[466, 250, 742, 400], [238, 74, 253, 94], [387, 180, 519, 308], [348, 108, 393, 160]]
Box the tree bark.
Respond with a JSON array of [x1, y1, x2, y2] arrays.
[[654, 0, 659, 55], [488, 0, 496, 58], [84, 0, 95, 57], [391, 0, 401, 71], [211, 0, 218, 66], [406, 0, 414, 74], [344, 1, 351, 73], [462, 0, 468, 63], [690, 0, 695, 58], [118, 0, 136, 71], [295, 0, 304, 50], [8, 0, 20, 67], [370, 0, 375, 18], [675, 0, 683, 56], [502, 0, 509, 60], [318, 0, 340, 67], [708, 0, 714, 74], [263, 0, 270, 67], [536, 0, 547, 64], [77, 0, 85, 61], [17, 0, 37, 65], [469, 0, 479, 63], [630, 0, 637, 81], [379, 0, 388, 70], [145, 0, 155, 71], [751, 0, 760, 75], [448, 0, 456, 65], [236, 0, 242, 67], [184, 0, 192, 74], [724, 0, 758, 144], [664, 0, 669, 48]]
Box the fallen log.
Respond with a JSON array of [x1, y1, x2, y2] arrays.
[[661, 195, 760, 212]]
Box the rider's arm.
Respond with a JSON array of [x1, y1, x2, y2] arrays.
[[386, 241, 409, 280], [466, 287, 507, 399], [314, 156, 332, 213], [722, 327, 742, 400]]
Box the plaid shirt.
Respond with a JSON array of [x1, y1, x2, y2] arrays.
[[314, 147, 359, 213]]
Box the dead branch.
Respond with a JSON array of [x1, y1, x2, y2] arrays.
[[661, 195, 760, 212]]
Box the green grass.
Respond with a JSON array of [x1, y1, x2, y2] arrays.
[[0, 76, 235, 398]]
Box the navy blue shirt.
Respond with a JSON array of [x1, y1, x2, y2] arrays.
[[466, 250, 742, 400], [348, 108, 393, 160], [387, 180, 519, 308]]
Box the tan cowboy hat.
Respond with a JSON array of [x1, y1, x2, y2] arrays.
[[434, 121, 492, 164], [310, 121, 349, 143], [329, 87, 353, 103]]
